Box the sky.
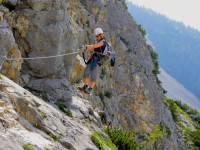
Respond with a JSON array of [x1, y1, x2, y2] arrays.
[[127, 0, 200, 31]]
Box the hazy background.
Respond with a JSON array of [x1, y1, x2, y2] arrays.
[[127, 1, 200, 110]]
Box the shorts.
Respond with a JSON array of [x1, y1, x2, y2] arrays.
[[83, 63, 100, 82]]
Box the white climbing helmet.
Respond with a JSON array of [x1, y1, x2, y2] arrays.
[[94, 28, 103, 35]]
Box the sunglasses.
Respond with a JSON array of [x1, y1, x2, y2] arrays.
[[95, 34, 100, 38]]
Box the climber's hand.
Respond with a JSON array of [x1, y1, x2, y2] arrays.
[[82, 45, 87, 53]]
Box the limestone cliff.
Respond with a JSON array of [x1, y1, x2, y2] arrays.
[[0, 0, 188, 149]]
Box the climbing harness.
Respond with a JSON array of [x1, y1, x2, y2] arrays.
[[82, 40, 116, 68]]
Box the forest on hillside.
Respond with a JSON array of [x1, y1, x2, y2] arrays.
[[127, 3, 200, 100]]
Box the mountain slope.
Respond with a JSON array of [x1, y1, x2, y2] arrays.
[[0, 0, 192, 149], [127, 3, 200, 100]]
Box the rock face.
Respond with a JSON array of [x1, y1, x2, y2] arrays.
[[0, 15, 22, 83], [0, 74, 99, 150], [0, 0, 187, 149]]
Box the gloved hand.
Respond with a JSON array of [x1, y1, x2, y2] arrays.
[[81, 45, 87, 52]]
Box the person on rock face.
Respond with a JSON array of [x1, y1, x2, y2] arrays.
[[78, 28, 108, 95]]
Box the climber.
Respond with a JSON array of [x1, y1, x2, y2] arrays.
[[78, 28, 108, 95]]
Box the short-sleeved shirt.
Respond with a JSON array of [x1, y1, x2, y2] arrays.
[[93, 38, 107, 62]]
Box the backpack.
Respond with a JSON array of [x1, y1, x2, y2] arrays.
[[101, 40, 116, 67]]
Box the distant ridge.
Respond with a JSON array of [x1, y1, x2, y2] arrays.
[[127, 3, 200, 100]]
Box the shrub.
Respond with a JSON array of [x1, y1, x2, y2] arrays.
[[149, 48, 160, 75], [163, 88, 167, 94], [165, 98, 179, 122], [23, 144, 34, 150], [174, 100, 182, 107], [55, 103, 72, 117], [91, 132, 117, 150], [181, 104, 190, 112], [166, 127, 171, 136], [188, 108, 198, 116], [67, 146, 75, 150], [105, 91, 112, 98], [174, 100, 200, 123], [47, 131, 58, 142], [138, 24, 146, 37], [104, 125, 163, 150], [175, 101, 192, 113], [147, 125, 163, 140], [86, 20, 90, 28], [139, 125, 163, 149], [192, 126, 200, 147], [99, 92, 104, 100], [91, 134, 104, 150], [147, 44, 161, 84], [105, 127, 137, 150], [122, 0, 128, 10]]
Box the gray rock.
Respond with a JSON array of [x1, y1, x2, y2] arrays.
[[0, 0, 190, 149], [0, 20, 8, 28], [0, 22, 22, 82], [0, 25, 15, 55], [0, 75, 101, 150], [3, 0, 18, 6]]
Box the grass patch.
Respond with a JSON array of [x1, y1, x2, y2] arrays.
[[91, 134, 104, 150], [104, 91, 112, 98], [192, 126, 200, 147], [91, 132, 117, 150], [138, 125, 163, 149], [147, 44, 161, 84], [86, 20, 90, 28], [36, 108, 47, 119], [165, 97, 179, 122], [104, 125, 163, 150], [105, 127, 137, 150], [165, 97, 195, 123], [166, 127, 171, 136], [98, 92, 104, 100], [148, 45, 160, 75], [55, 102, 73, 117], [47, 131, 58, 142], [165, 97, 200, 149], [174, 100, 200, 123], [23, 144, 34, 150], [122, 0, 127, 10], [137, 24, 146, 37], [67, 146, 75, 150]]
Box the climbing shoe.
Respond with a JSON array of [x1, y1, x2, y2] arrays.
[[78, 85, 88, 91], [84, 87, 92, 95]]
